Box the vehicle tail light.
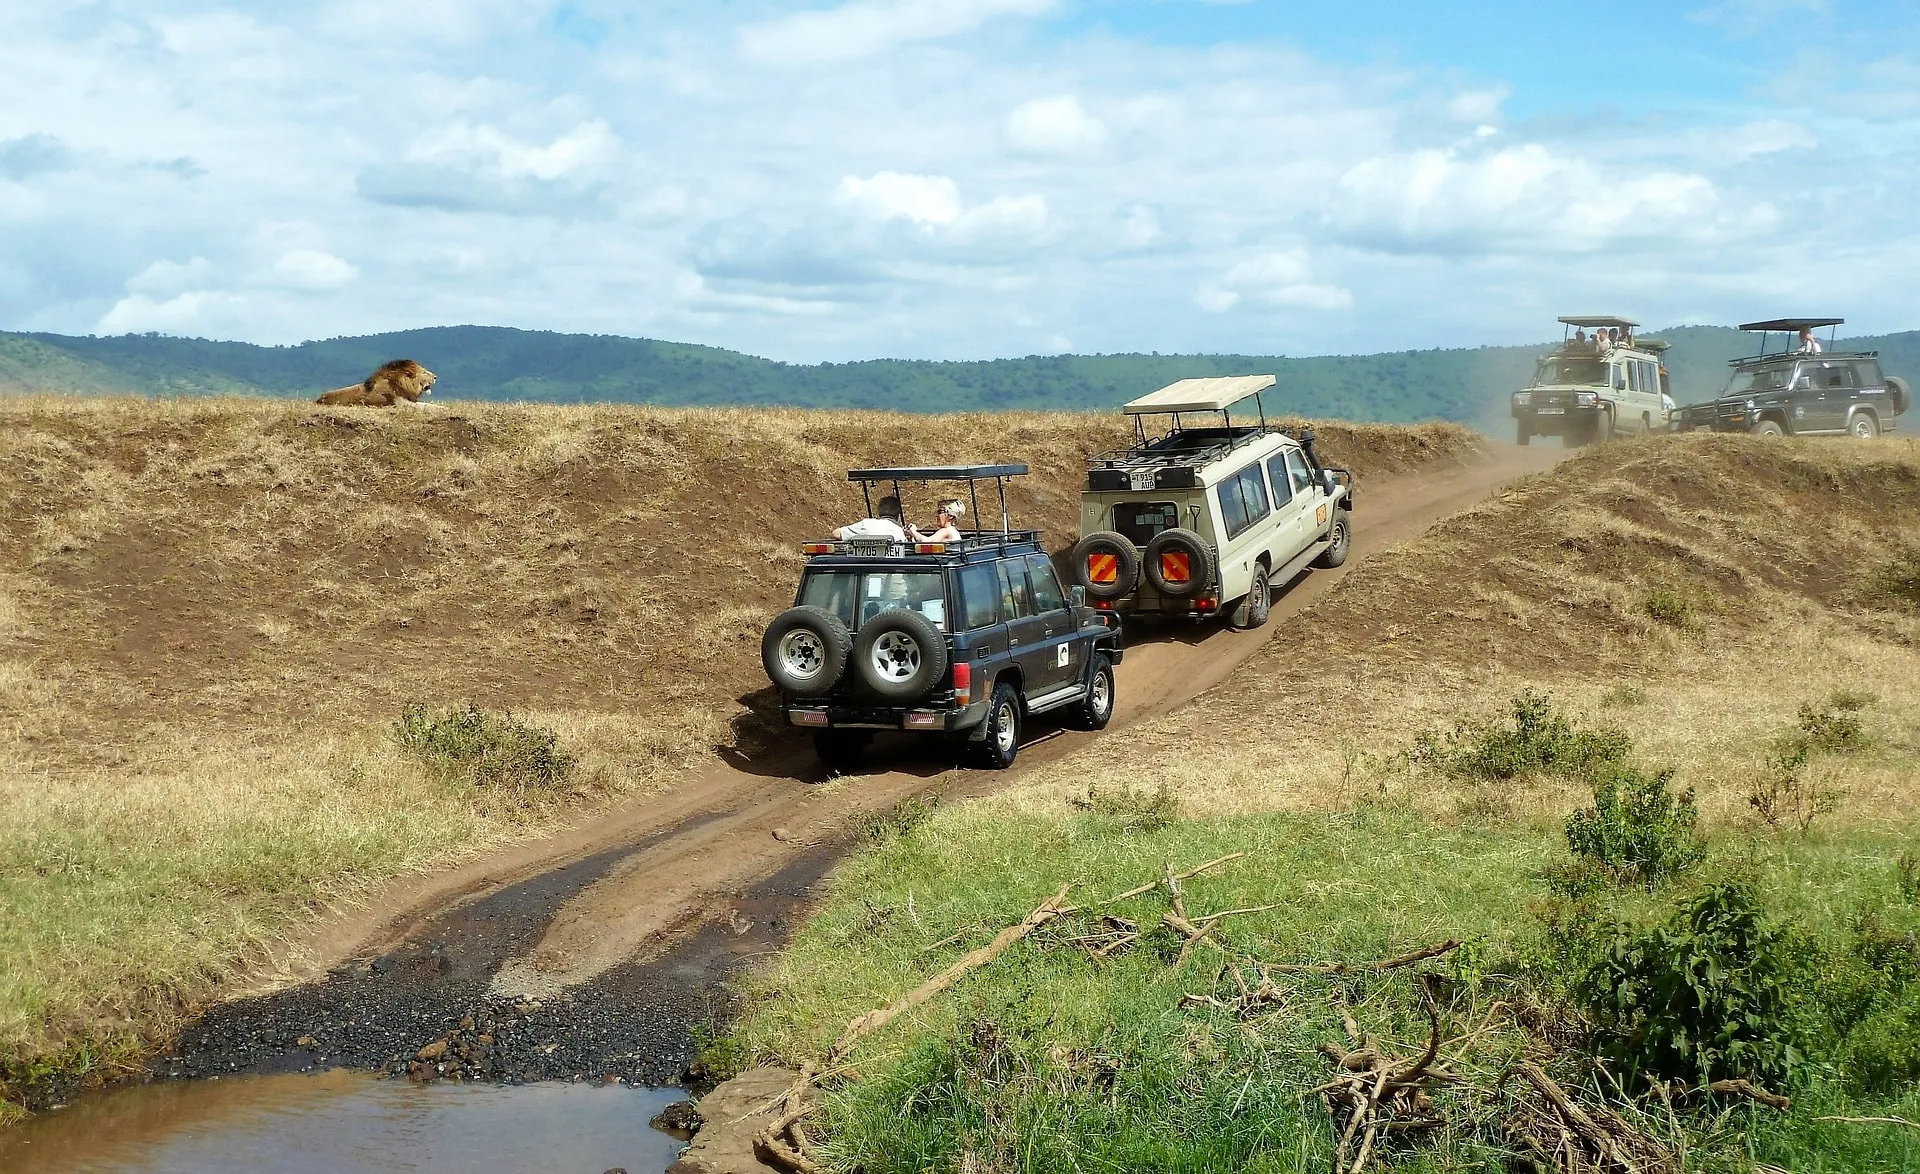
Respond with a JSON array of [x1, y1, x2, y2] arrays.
[[1094, 599, 1112, 610], [789, 708, 829, 726], [1196, 595, 1217, 611], [1087, 552, 1118, 585], [914, 543, 947, 554], [905, 711, 941, 729], [801, 543, 834, 554], [1159, 551, 1191, 584], [952, 661, 971, 705]]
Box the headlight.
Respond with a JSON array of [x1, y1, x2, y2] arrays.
[[1513, 392, 1532, 406], [1745, 398, 1756, 410], [1575, 392, 1597, 406]]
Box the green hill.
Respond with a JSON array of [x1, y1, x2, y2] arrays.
[[3, 324, 1915, 425]]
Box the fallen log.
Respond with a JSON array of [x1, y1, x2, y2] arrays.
[[1707, 1078, 1790, 1111]]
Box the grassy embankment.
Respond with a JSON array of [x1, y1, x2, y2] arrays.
[[0, 394, 1477, 1119], [727, 436, 1920, 1172]]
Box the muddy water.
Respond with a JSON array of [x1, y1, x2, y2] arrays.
[[0, 1071, 689, 1173]]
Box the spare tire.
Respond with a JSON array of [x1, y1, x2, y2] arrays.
[[854, 608, 949, 701], [762, 606, 851, 697], [1889, 375, 1911, 416], [1071, 531, 1140, 601], [1143, 528, 1215, 599]]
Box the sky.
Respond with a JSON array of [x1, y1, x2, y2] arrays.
[[1, 0, 1916, 362]]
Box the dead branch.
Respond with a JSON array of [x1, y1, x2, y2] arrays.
[[1499, 1061, 1679, 1174], [1813, 1114, 1919, 1129], [1706, 1079, 1791, 1111], [1099, 852, 1244, 905], [1267, 939, 1463, 976], [1315, 977, 1450, 1173]]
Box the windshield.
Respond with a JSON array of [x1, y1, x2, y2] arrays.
[[1534, 356, 1607, 387], [1723, 365, 1791, 397], [799, 570, 947, 631]]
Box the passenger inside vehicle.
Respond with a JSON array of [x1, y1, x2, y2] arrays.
[[833, 495, 907, 541], [910, 499, 965, 543]]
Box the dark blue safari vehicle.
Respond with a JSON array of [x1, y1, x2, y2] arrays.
[[760, 465, 1123, 771]]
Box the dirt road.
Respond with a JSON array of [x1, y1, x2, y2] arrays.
[[168, 443, 1562, 1086]]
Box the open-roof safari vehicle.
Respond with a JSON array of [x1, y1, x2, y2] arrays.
[[1670, 318, 1909, 438], [1069, 376, 1352, 628], [1511, 316, 1672, 446], [760, 465, 1123, 772]]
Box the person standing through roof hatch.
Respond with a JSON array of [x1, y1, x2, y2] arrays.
[[910, 499, 965, 543], [1797, 327, 1823, 355], [833, 495, 907, 541]]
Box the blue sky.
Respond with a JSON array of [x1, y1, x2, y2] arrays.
[[1, 0, 1915, 361]]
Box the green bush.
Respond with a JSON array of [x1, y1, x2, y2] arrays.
[[1072, 782, 1179, 833], [1806, 912, 1920, 1094], [1644, 588, 1693, 628], [1565, 767, 1704, 887], [1871, 549, 1920, 609], [1578, 880, 1799, 1088], [393, 702, 576, 789], [866, 794, 940, 843], [1412, 690, 1631, 783]]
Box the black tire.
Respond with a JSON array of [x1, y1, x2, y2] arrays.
[[853, 608, 948, 701], [1313, 510, 1352, 569], [813, 730, 870, 773], [1071, 531, 1140, 602], [971, 680, 1021, 769], [1066, 654, 1115, 731], [1516, 422, 1531, 446], [1851, 412, 1880, 440], [761, 606, 851, 697], [1592, 407, 1614, 443], [1226, 563, 1271, 630], [1888, 376, 1910, 416], [1751, 418, 1786, 437], [1142, 528, 1214, 599]]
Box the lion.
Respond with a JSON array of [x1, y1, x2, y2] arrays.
[[315, 359, 437, 406]]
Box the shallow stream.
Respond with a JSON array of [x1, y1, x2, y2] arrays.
[[0, 1071, 689, 1173]]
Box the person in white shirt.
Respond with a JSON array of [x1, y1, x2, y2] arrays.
[[834, 495, 907, 541], [1797, 327, 1823, 355], [910, 499, 965, 543]]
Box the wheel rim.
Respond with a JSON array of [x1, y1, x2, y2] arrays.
[[1334, 521, 1349, 555], [994, 701, 1016, 753], [1090, 671, 1111, 718], [1255, 574, 1268, 610], [779, 630, 826, 680], [870, 631, 921, 682], [1854, 418, 1874, 438]]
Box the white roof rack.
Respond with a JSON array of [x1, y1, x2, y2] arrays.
[[1122, 374, 1276, 415]]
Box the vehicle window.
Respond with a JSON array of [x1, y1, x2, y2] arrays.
[[1817, 362, 1855, 390], [1535, 356, 1606, 386], [1284, 449, 1313, 494], [1027, 555, 1067, 612], [1724, 366, 1787, 396], [1267, 456, 1293, 506], [997, 558, 1035, 620], [1113, 501, 1177, 546], [1611, 364, 1626, 390], [956, 562, 1000, 630], [1625, 363, 1639, 392], [1853, 360, 1884, 388], [1218, 460, 1269, 540], [799, 570, 947, 630], [1217, 474, 1249, 537]]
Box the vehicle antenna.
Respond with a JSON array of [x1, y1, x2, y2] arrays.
[[997, 476, 1010, 536]]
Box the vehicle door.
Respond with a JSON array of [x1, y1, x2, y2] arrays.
[[1807, 361, 1855, 432], [1025, 554, 1079, 691], [1266, 451, 1309, 562], [1282, 449, 1322, 564], [954, 560, 1008, 692], [996, 557, 1055, 696], [1852, 359, 1889, 426], [1213, 459, 1272, 599]]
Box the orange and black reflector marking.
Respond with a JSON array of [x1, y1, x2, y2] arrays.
[[1087, 552, 1118, 585], [1160, 551, 1191, 583]]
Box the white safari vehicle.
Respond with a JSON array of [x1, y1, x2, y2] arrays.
[[1069, 375, 1353, 629], [1511, 315, 1672, 446]]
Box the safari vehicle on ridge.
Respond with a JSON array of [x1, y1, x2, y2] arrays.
[[1511, 316, 1672, 446], [1670, 318, 1910, 438], [760, 465, 1123, 772], [1069, 376, 1353, 629]]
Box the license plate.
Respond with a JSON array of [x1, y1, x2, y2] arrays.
[[1129, 471, 1156, 492], [1537, 407, 1564, 415]]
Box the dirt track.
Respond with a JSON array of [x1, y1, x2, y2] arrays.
[[170, 444, 1563, 1086]]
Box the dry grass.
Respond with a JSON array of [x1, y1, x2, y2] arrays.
[[0, 394, 1481, 1112], [1003, 434, 1920, 831]]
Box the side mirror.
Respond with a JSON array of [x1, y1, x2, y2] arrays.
[[1070, 585, 1087, 608], [1320, 468, 1338, 496]]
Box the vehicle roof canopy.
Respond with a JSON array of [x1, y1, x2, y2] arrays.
[[1559, 315, 1640, 330], [1123, 374, 1275, 415], [1739, 318, 1844, 333], [847, 464, 1028, 482]]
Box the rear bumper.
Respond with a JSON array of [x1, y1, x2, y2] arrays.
[[786, 699, 989, 733]]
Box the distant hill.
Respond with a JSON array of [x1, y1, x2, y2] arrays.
[[3, 324, 1915, 425]]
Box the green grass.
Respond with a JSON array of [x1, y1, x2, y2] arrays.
[[728, 803, 1920, 1173]]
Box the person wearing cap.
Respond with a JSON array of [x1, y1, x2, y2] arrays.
[[834, 495, 908, 541], [910, 499, 965, 543]]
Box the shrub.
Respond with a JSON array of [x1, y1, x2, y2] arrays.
[[393, 702, 576, 789], [1600, 683, 1647, 708], [1644, 588, 1693, 628], [1072, 782, 1179, 833], [1747, 746, 1841, 834], [1412, 690, 1631, 783], [1802, 911, 1920, 1094], [1564, 767, 1703, 887], [1787, 698, 1869, 756], [866, 794, 939, 842], [1899, 853, 1920, 905], [1578, 880, 1799, 1088], [1871, 548, 1920, 609]]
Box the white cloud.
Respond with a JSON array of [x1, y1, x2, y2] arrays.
[[358, 120, 622, 215], [740, 0, 1058, 66], [1198, 249, 1353, 314], [1005, 95, 1107, 156], [97, 290, 249, 336], [835, 172, 963, 227], [126, 257, 215, 298], [270, 249, 357, 292], [1445, 87, 1509, 124]]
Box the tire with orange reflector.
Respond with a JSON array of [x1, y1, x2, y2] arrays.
[[1070, 530, 1139, 602], [1142, 528, 1214, 599]]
